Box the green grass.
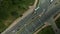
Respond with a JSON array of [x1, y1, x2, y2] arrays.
[[37, 26, 55, 34], [55, 17, 60, 29], [0, 0, 35, 32], [0, 21, 7, 33]]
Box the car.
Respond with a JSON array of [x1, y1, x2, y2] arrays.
[[35, 6, 39, 11], [50, 0, 53, 2]]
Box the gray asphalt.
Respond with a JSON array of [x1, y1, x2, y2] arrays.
[[18, 2, 60, 34], [17, 16, 44, 34], [2, 0, 60, 34]]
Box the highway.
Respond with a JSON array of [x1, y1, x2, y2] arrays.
[[16, 2, 60, 34], [1, 0, 60, 34]]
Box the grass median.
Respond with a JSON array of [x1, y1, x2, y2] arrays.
[[37, 26, 55, 34], [55, 17, 60, 29]]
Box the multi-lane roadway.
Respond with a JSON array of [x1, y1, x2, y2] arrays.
[[16, 1, 60, 34], [1, 0, 60, 34]]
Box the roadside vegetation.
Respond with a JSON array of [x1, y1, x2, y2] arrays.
[[55, 17, 60, 29], [37, 26, 55, 34], [0, 0, 35, 33]]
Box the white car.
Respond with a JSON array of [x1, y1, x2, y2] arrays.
[[50, 0, 53, 2], [35, 6, 39, 11]]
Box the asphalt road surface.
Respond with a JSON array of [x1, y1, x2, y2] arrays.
[[16, 2, 60, 34], [1, 0, 60, 34]]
